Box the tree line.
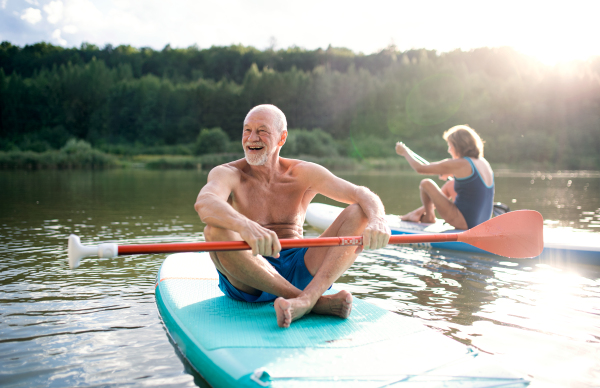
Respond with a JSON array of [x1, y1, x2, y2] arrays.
[[1, 41, 599, 169]]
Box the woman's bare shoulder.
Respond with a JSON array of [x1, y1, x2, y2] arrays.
[[480, 157, 493, 169], [470, 157, 494, 184], [471, 157, 493, 171]]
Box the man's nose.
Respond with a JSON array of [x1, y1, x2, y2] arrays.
[[248, 130, 260, 141]]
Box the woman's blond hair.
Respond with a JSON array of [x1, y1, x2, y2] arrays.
[[443, 125, 484, 158]]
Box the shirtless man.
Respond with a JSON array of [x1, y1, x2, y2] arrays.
[[194, 104, 390, 328]]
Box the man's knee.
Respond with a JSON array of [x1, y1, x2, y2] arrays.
[[344, 203, 368, 226], [204, 225, 243, 270], [204, 225, 217, 241], [205, 231, 234, 275], [204, 224, 234, 242]]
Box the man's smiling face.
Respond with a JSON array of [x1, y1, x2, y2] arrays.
[[242, 110, 286, 166]]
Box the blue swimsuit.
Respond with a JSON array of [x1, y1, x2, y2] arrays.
[[453, 157, 495, 229], [217, 247, 317, 303]]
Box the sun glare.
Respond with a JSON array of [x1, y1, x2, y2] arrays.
[[484, 1, 598, 65], [399, 0, 600, 66], [514, 31, 597, 66]]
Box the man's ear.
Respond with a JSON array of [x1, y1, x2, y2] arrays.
[[278, 130, 288, 147]]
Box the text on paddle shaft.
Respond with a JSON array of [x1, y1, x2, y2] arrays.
[[339, 237, 363, 246]]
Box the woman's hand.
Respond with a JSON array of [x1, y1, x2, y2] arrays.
[[395, 141, 409, 157]]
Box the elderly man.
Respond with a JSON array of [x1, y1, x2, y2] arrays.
[[194, 104, 390, 328]]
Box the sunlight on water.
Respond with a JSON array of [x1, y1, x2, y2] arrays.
[[1, 170, 599, 387], [340, 247, 600, 386]]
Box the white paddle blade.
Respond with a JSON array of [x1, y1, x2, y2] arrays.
[[67, 235, 118, 269]]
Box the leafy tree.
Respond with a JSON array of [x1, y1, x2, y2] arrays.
[[195, 127, 229, 155], [281, 129, 338, 157], [61, 138, 93, 153]]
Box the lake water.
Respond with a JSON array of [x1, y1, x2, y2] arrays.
[[1, 169, 599, 387]]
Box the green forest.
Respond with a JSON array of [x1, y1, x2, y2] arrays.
[[1, 41, 599, 170]]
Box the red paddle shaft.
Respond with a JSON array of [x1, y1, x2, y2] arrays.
[[117, 234, 460, 256], [68, 210, 543, 270], [117, 210, 544, 259]]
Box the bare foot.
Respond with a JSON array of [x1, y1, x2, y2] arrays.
[[274, 296, 313, 328], [420, 212, 436, 224], [401, 208, 425, 222], [312, 290, 353, 318], [274, 290, 353, 328]]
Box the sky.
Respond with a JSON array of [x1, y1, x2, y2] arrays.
[[1, 0, 599, 65]]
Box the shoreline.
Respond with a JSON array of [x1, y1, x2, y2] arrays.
[[1, 150, 599, 177]]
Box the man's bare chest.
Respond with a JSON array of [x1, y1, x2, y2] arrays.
[[230, 179, 312, 223]]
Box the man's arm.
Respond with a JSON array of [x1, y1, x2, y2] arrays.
[[302, 163, 390, 250], [194, 165, 281, 257]]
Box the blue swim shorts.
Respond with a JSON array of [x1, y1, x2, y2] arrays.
[[217, 247, 314, 303]]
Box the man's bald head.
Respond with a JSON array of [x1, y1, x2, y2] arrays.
[[245, 104, 287, 133]]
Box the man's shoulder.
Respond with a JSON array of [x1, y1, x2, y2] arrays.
[[223, 158, 247, 168], [208, 159, 245, 178], [282, 157, 328, 175]]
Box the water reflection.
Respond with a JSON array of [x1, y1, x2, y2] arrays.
[[339, 244, 600, 386], [1, 170, 599, 387]]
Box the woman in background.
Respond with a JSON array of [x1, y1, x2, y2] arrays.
[[395, 125, 494, 230]]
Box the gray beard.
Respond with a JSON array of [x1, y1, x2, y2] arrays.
[[244, 150, 269, 166]]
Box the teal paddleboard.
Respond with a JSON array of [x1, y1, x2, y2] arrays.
[[155, 252, 529, 387]]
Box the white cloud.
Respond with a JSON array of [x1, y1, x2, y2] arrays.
[[20, 7, 42, 24], [44, 1, 64, 24], [63, 24, 78, 34], [25, 0, 39, 5], [1, 0, 8, 10], [51, 28, 67, 45], [8, 0, 599, 64], [63, 0, 103, 26]]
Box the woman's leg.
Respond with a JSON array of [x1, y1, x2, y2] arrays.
[[400, 206, 426, 222], [401, 179, 444, 223], [419, 179, 468, 229], [441, 179, 456, 201]]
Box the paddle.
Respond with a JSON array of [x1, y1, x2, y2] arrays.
[[407, 149, 431, 166], [404, 147, 452, 181], [67, 210, 543, 269]]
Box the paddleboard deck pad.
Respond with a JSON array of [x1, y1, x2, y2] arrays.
[[156, 252, 528, 387], [306, 202, 600, 265]]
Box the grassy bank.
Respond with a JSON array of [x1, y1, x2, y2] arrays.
[[0, 142, 117, 169], [1, 140, 591, 173], [123, 153, 414, 172], [122, 154, 585, 174], [0, 148, 392, 171], [3, 149, 589, 174]]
